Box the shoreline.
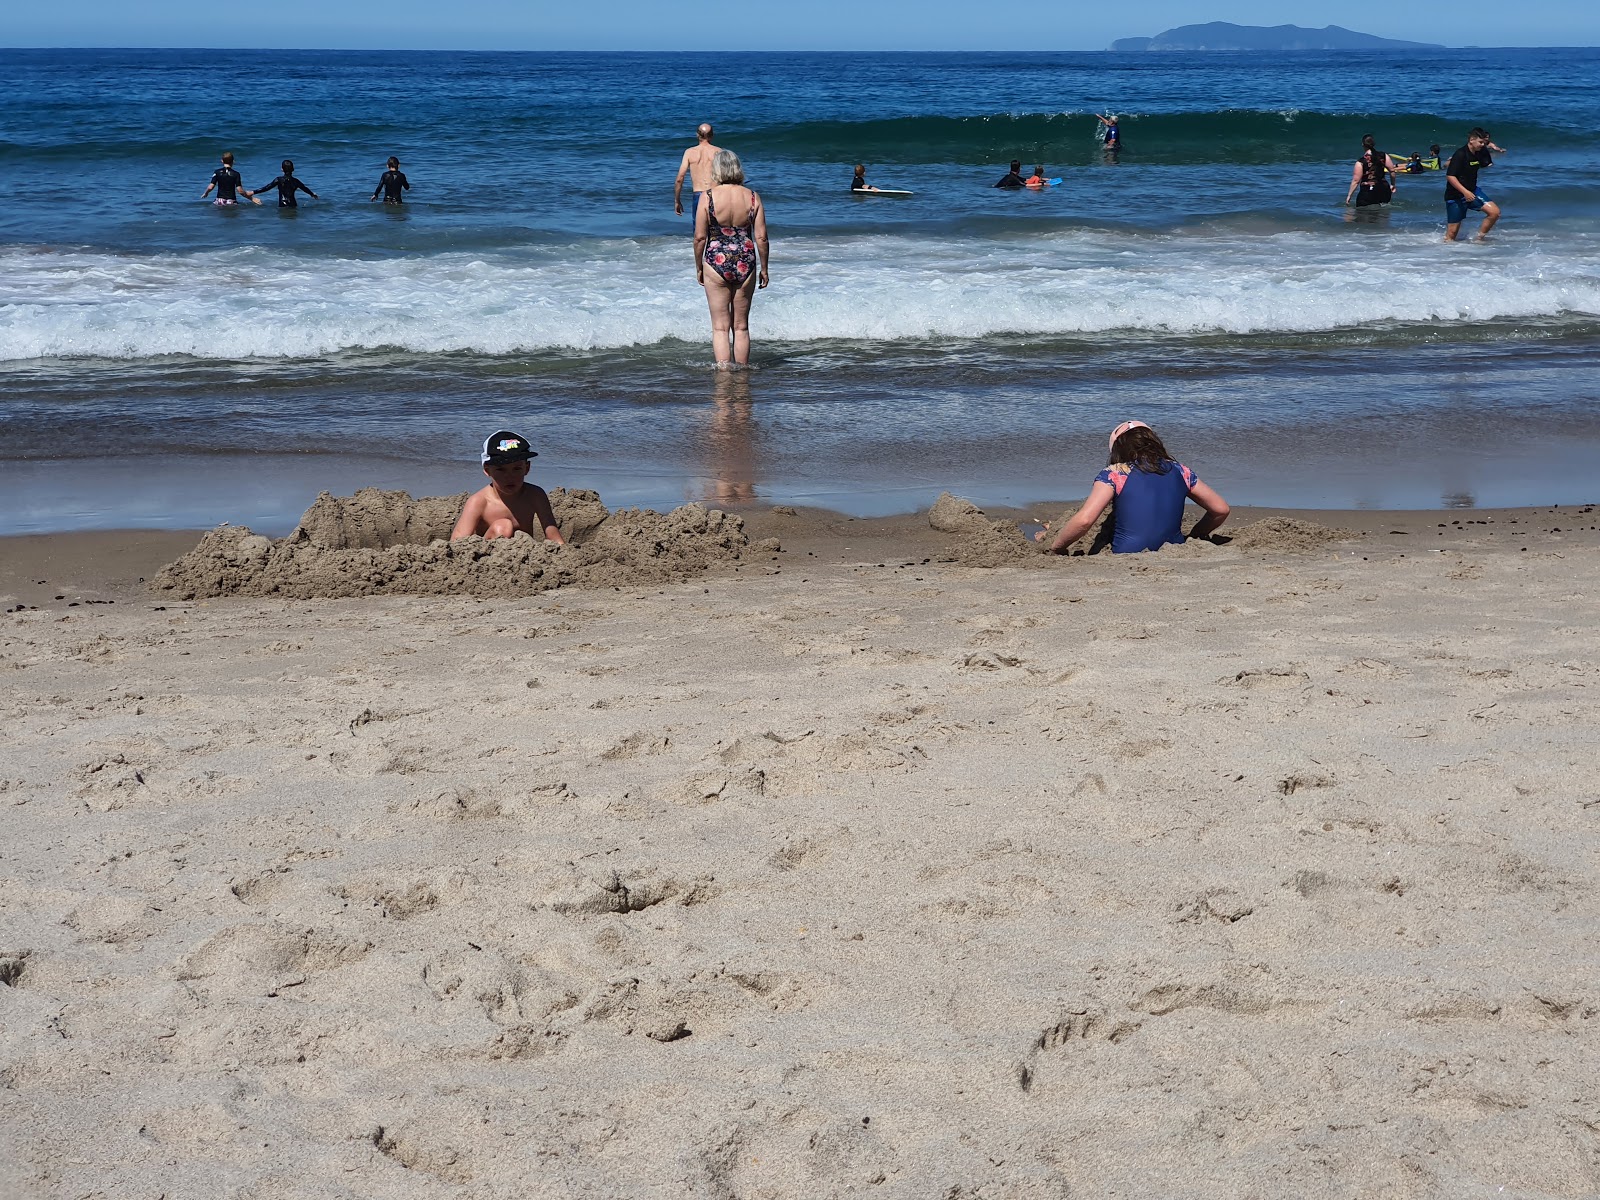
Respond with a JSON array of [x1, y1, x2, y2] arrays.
[[3, 498, 1597, 611]]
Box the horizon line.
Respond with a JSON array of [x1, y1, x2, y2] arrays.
[[27, 43, 1600, 53]]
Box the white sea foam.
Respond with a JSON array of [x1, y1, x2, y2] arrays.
[[1, 230, 1597, 362]]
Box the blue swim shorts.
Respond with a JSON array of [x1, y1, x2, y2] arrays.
[[689, 191, 703, 230], [1446, 189, 1490, 225]]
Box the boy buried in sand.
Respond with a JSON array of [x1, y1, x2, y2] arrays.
[[450, 431, 565, 545]]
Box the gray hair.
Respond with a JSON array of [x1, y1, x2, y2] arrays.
[[710, 148, 745, 185]]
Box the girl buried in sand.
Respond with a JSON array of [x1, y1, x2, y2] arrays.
[[1036, 420, 1230, 554]]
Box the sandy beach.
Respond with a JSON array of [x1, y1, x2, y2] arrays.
[[4, 497, 1599, 1198]]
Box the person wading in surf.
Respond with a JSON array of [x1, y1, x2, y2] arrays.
[[675, 123, 723, 230], [201, 151, 261, 206], [1444, 128, 1502, 242], [1345, 133, 1399, 207]]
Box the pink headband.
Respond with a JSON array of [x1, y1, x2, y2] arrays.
[[1109, 420, 1149, 451]]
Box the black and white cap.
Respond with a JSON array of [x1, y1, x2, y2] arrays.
[[482, 431, 536, 465]]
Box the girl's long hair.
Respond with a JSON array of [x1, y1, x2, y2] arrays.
[[1360, 134, 1383, 183], [1110, 425, 1175, 473]]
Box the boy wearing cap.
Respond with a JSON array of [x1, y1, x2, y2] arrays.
[[450, 431, 565, 545]]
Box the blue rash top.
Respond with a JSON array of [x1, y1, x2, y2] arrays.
[[1094, 459, 1199, 553]]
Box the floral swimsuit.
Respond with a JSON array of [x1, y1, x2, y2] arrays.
[[703, 188, 760, 285]]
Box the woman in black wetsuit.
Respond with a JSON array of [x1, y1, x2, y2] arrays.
[[1345, 134, 1398, 207]]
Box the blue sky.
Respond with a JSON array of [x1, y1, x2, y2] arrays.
[[8, 0, 1597, 49]]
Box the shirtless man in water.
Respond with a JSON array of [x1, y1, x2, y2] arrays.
[[674, 123, 722, 229]]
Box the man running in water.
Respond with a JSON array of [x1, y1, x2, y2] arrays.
[[674, 123, 722, 229], [1444, 128, 1501, 242], [201, 152, 260, 206], [371, 156, 410, 203]]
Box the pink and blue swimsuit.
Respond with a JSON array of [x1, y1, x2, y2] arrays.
[[1095, 460, 1200, 553]]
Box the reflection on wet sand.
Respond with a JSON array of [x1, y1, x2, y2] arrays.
[[706, 370, 758, 505]]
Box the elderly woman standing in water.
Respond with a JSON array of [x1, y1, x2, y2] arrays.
[[695, 149, 769, 367]]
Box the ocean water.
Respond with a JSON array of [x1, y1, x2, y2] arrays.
[[3, 47, 1599, 533]]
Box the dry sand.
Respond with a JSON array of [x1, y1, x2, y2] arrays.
[[3, 494, 1600, 1198]]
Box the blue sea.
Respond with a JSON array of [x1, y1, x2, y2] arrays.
[[3, 47, 1599, 533]]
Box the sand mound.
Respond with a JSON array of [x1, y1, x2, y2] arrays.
[[153, 489, 770, 600], [293, 488, 466, 549], [928, 493, 991, 534], [291, 486, 615, 549], [1228, 517, 1355, 553], [927, 493, 1040, 568]]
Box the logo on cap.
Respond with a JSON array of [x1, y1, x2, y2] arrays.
[[482, 430, 537, 463]]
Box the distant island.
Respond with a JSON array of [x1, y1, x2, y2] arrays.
[[1111, 23, 1443, 51]]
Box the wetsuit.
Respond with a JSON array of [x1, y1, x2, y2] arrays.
[[702, 188, 760, 285], [257, 174, 316, 207], [1444, 145, 1492, 223], [1355, 150, 1393, 207], [1095, 460, 1201, 553], [210, 166, 244, 204], [373, 169, 410, 203], [851, 175, 868, 190], [994, 171, 1027, 189]]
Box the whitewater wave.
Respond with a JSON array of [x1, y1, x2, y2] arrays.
[[2, 231, 1597, 363]]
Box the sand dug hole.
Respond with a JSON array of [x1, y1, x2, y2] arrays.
[[154, 488, 778, 600]]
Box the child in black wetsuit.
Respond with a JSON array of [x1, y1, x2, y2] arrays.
[[201, 151, 261, 206], [255, 160, 319, 207], [372, 156, 410, 203]]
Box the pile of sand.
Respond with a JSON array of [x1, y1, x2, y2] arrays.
[[291, 488, 469, 549], [927, 493, 1042, 568], [153, 488, 775, 600], [1227, 516, 1355, 552]]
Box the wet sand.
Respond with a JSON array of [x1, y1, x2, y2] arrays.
[[6, 499, 1598, 608], [4, 500, 1600, 1198]]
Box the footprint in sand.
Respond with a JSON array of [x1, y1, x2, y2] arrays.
[[1130, 981, 1301, 1017], [1284, 869, 1343, 898], [72, 752, 150, 808], [768, 837, 822, 871], [1278, 772, 1336, 795], [1226, 666, 1311, 689], [371, 1127, 474, 1184], [176, 922, 372, 995], [1017, 1007, 1141, 1092], [337, 871, 475, 920], [0, 950, 31, 987], [1173, 888, 1255, 925], [542, 867, 720, 916], [601, 730, 672, 760], [65, 895, 159, 945], [679, 767, 768, 804]]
